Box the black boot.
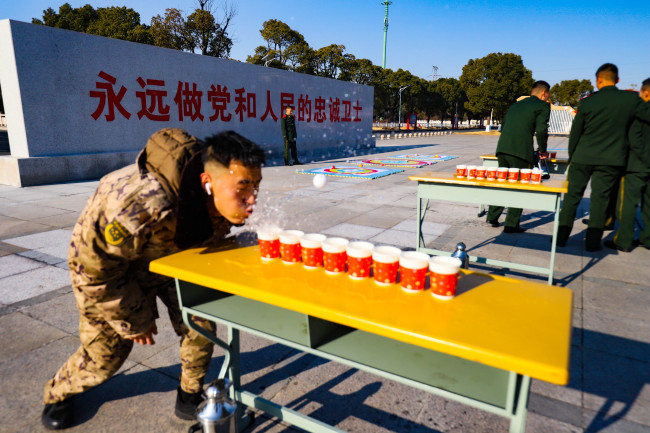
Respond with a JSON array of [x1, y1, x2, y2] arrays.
[[42, 399, 73, 430], [585, 228, 604, 252], [556, 225, 571, 247], [175, 387, 204, 420]]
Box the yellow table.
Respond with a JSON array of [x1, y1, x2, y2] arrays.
[[150, 244, 573, 433], [409, 172, 568, 284]]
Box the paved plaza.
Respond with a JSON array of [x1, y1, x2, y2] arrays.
[[1, 133, 649, 433]]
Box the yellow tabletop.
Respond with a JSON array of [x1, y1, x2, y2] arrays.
[[409, 171, 568, 194], [151, 245, 573, 385], [480, 154, 568, 164]]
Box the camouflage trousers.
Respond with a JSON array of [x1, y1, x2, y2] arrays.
[[43, 287, 215, 404]]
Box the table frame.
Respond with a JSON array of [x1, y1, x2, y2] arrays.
[[411, 172, 567, 284], [177, 280, 532, 433]]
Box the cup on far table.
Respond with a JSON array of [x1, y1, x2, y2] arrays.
[[475, 166, 487, 180], [399, 251, 430, 293], [346, 241, 374, 280], [429, 256, 462, 300], [508, 168, 519, 183], [300, 233, 327, 269], [279, 230, 304, 265], [322, 237, 349, 274], [456, 164, 467, 178], [372, 246, 402, 285], [467, 165, 477, 180], [497, 167, 508, 182], [486, 167, 497, 181]]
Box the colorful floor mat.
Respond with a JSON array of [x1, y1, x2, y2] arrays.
[[390, 154, 458, 162], [361, 158, 434, 168], [296, 165, 403, 179]]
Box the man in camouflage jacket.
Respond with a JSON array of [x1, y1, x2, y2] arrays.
[[42, 128, 264, 430]]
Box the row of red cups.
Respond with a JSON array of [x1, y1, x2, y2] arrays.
[[456, 165, 542, 184], [257, 229, 463, 299]]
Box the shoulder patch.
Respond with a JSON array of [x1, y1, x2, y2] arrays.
[[105, 219, 131, 246]]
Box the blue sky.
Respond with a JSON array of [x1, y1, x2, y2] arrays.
[[3, 0, 649, 89]]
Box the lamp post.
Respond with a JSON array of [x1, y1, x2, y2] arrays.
[[398, 85, 410, 130], [381, 1, 392, 69]]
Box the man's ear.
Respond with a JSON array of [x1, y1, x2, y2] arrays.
[[200, 172, 211, 189]]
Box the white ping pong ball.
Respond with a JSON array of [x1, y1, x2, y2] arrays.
[[313, 173, 328, 188]]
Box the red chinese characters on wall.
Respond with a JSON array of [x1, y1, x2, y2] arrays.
[[89, 71, 363, 123]]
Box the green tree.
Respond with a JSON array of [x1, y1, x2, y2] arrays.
[[150, 8, 188, 50], [33, 3, 151, 44], [433, 78, 467, 124], [550, 79, 594, 108], [150, 2, 234, 58], [460, 53, 534, 121], [313, 44, 348, 79]]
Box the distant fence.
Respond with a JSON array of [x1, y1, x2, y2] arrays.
[[549, 109, 574, 135]]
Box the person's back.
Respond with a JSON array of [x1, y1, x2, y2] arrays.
[[569, 87, 641, 166], [497, 95, 550, 164], [558, 63, 650, 251]]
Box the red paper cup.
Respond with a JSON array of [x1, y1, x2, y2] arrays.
[[486, 167, 497, 181], [347, 241, 374, 280], [300, 233, 326, 269], [508, 168, 519, 182], [429, 256, 462, 300], [497, 167, 508, 182], [322, 237, 349, 274], [456, 164, 467, 178], [549, 152, 557, 159], [399, 251, 430, 293], [372, 246, 401, 285], [520, 168, 531, 183], [467, 165, 477, 179], [257, 229, 280, 261], [531, 168, 542, 184], [279, 230, 304, 265], [475, 166, 487, 180]]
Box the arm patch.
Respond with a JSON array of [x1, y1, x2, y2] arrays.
[[105, 219, 132, 246]]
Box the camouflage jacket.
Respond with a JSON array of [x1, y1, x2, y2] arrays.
[[68, 128, 232, 338]]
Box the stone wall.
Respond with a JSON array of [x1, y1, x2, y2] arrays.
[[0, 20, 374, 186]]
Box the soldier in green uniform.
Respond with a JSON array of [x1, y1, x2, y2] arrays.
[[557, 63, 650, 251], [486, 80, 551, 233], [605, 78, 650, 251], [41, 128, 265, 430], [281, 105, 301, 166]]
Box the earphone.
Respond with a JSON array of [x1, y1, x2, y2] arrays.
[[204, 182, 212, 196]]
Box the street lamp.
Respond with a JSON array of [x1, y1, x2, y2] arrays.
[[398, 85, 410, 130]]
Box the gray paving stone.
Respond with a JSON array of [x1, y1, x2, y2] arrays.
[[0, 266, 70, 304], [0, 254, 45, 278], [321, 223, 384, 240], [0, 312, 68, 363], [3, 229, 72, 250], [17, 250, 67, 266]]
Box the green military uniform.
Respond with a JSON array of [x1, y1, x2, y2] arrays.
[[486, 95, 550, 228], [558, 86, 650, 250], [280, 112, 299, 165], [44, 129, 233, 405], [613, 107, 650, 249]]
